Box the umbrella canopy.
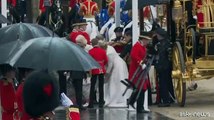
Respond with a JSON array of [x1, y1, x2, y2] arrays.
[[9, 37, 100, 71], [0, 23, 58, 64], [123, 0, 170, 10], [0, 14, 11, 23], [0, 23, 57, 44]]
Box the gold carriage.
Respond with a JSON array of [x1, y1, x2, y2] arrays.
[[168, 0, 214, 106], [137, 0, 214, 106]]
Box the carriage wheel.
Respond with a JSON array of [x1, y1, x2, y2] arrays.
[[186, 28, 197, 63], [172, 42, 186, 107]]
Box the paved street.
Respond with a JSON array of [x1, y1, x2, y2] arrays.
[[150, 78, 214, 120], [80, 108, 173, 120]]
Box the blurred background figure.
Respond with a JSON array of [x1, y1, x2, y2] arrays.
[[120, 27, 132, 68], [23, 70, 60, 120], [16, 68, 33, 120], [109, 27, 126, 54], [70, 35, 87, 110], [0, 64, 17, 120]]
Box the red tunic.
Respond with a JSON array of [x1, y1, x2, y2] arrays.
[[16, 83, 32, 120], [108, 1, 115, 16], [39, 0, 53, 13], [69, 0, 86, 8], [80, 1, 99, 17], [0, 80, 16, 120], [128, 41, 150, 91], [196, 0, 204, 27], [69, 30, 90, 44], [89, 47, 108, 75]]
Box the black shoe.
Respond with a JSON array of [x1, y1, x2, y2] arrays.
[[88, 104, 94, 108], [99, 101, 105, 108], [99, 104, 104, 108], [137, 109, 150, 113], [93, 100, 99, 104], [158, 103, 170, 107]]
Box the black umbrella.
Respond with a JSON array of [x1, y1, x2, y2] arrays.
[[0, 23, 58, 64], [0, 14, 11, 23], [123, 0, 170, 10], [9, 37, 100, 71], [0, 23, 57, 44]]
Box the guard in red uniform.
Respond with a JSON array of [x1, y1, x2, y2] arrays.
[[16, 68, 33, 120], [128, 33, 151, 113], [0, 64, 17, 120], [69, 19, 90, 44], [108, 1, 115, 17], [23, 71, 60, 120], [88, 38, 108, 108], [79, 0, 99, 17]]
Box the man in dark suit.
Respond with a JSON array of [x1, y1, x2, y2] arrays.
[[70, 35, 88, 110], [154, 28, 174, 107]]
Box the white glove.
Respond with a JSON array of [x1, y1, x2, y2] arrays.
[[141, 64, 146, 70], [61, 93, 73, 107], [193, 15, 197, 20]]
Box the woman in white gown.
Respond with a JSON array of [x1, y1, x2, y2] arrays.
[[99, 41, 129, 107]]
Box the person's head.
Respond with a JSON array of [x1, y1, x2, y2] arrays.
[[91, 38, 99, 47], [78, 19, 88, 31], [23, 70, 59, 119], [124, 27, 132, 42], [76, 35, 87, 48], [0, 64, 16, 79], [96, 34, 105, 41], [139, 32, 152, 46], [114, 27, 123, 38], [98, 40, 108, 50]]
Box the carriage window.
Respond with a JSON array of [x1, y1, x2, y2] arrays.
[[156, 5, 168, 31]]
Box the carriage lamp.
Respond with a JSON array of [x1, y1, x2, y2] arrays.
[[172, 0, 183, 37]]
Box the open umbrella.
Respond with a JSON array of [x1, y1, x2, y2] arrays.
[[0, 23, 58, 64], [9, 37, 100, 71], [0, 14, 11, 23], [123, 0, 170, 10]]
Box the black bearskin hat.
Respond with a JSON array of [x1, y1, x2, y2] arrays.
[[23, 70, 59, 118]]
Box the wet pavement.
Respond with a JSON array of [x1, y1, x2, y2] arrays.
[[80, 107, 174, 120]]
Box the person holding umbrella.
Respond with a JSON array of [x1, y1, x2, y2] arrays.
[[0, 64, 17, 120], [128, 32, 151, 113], [70, 35, 87, 110]]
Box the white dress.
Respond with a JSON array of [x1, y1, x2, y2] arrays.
[[104, 46, 129, 107]]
